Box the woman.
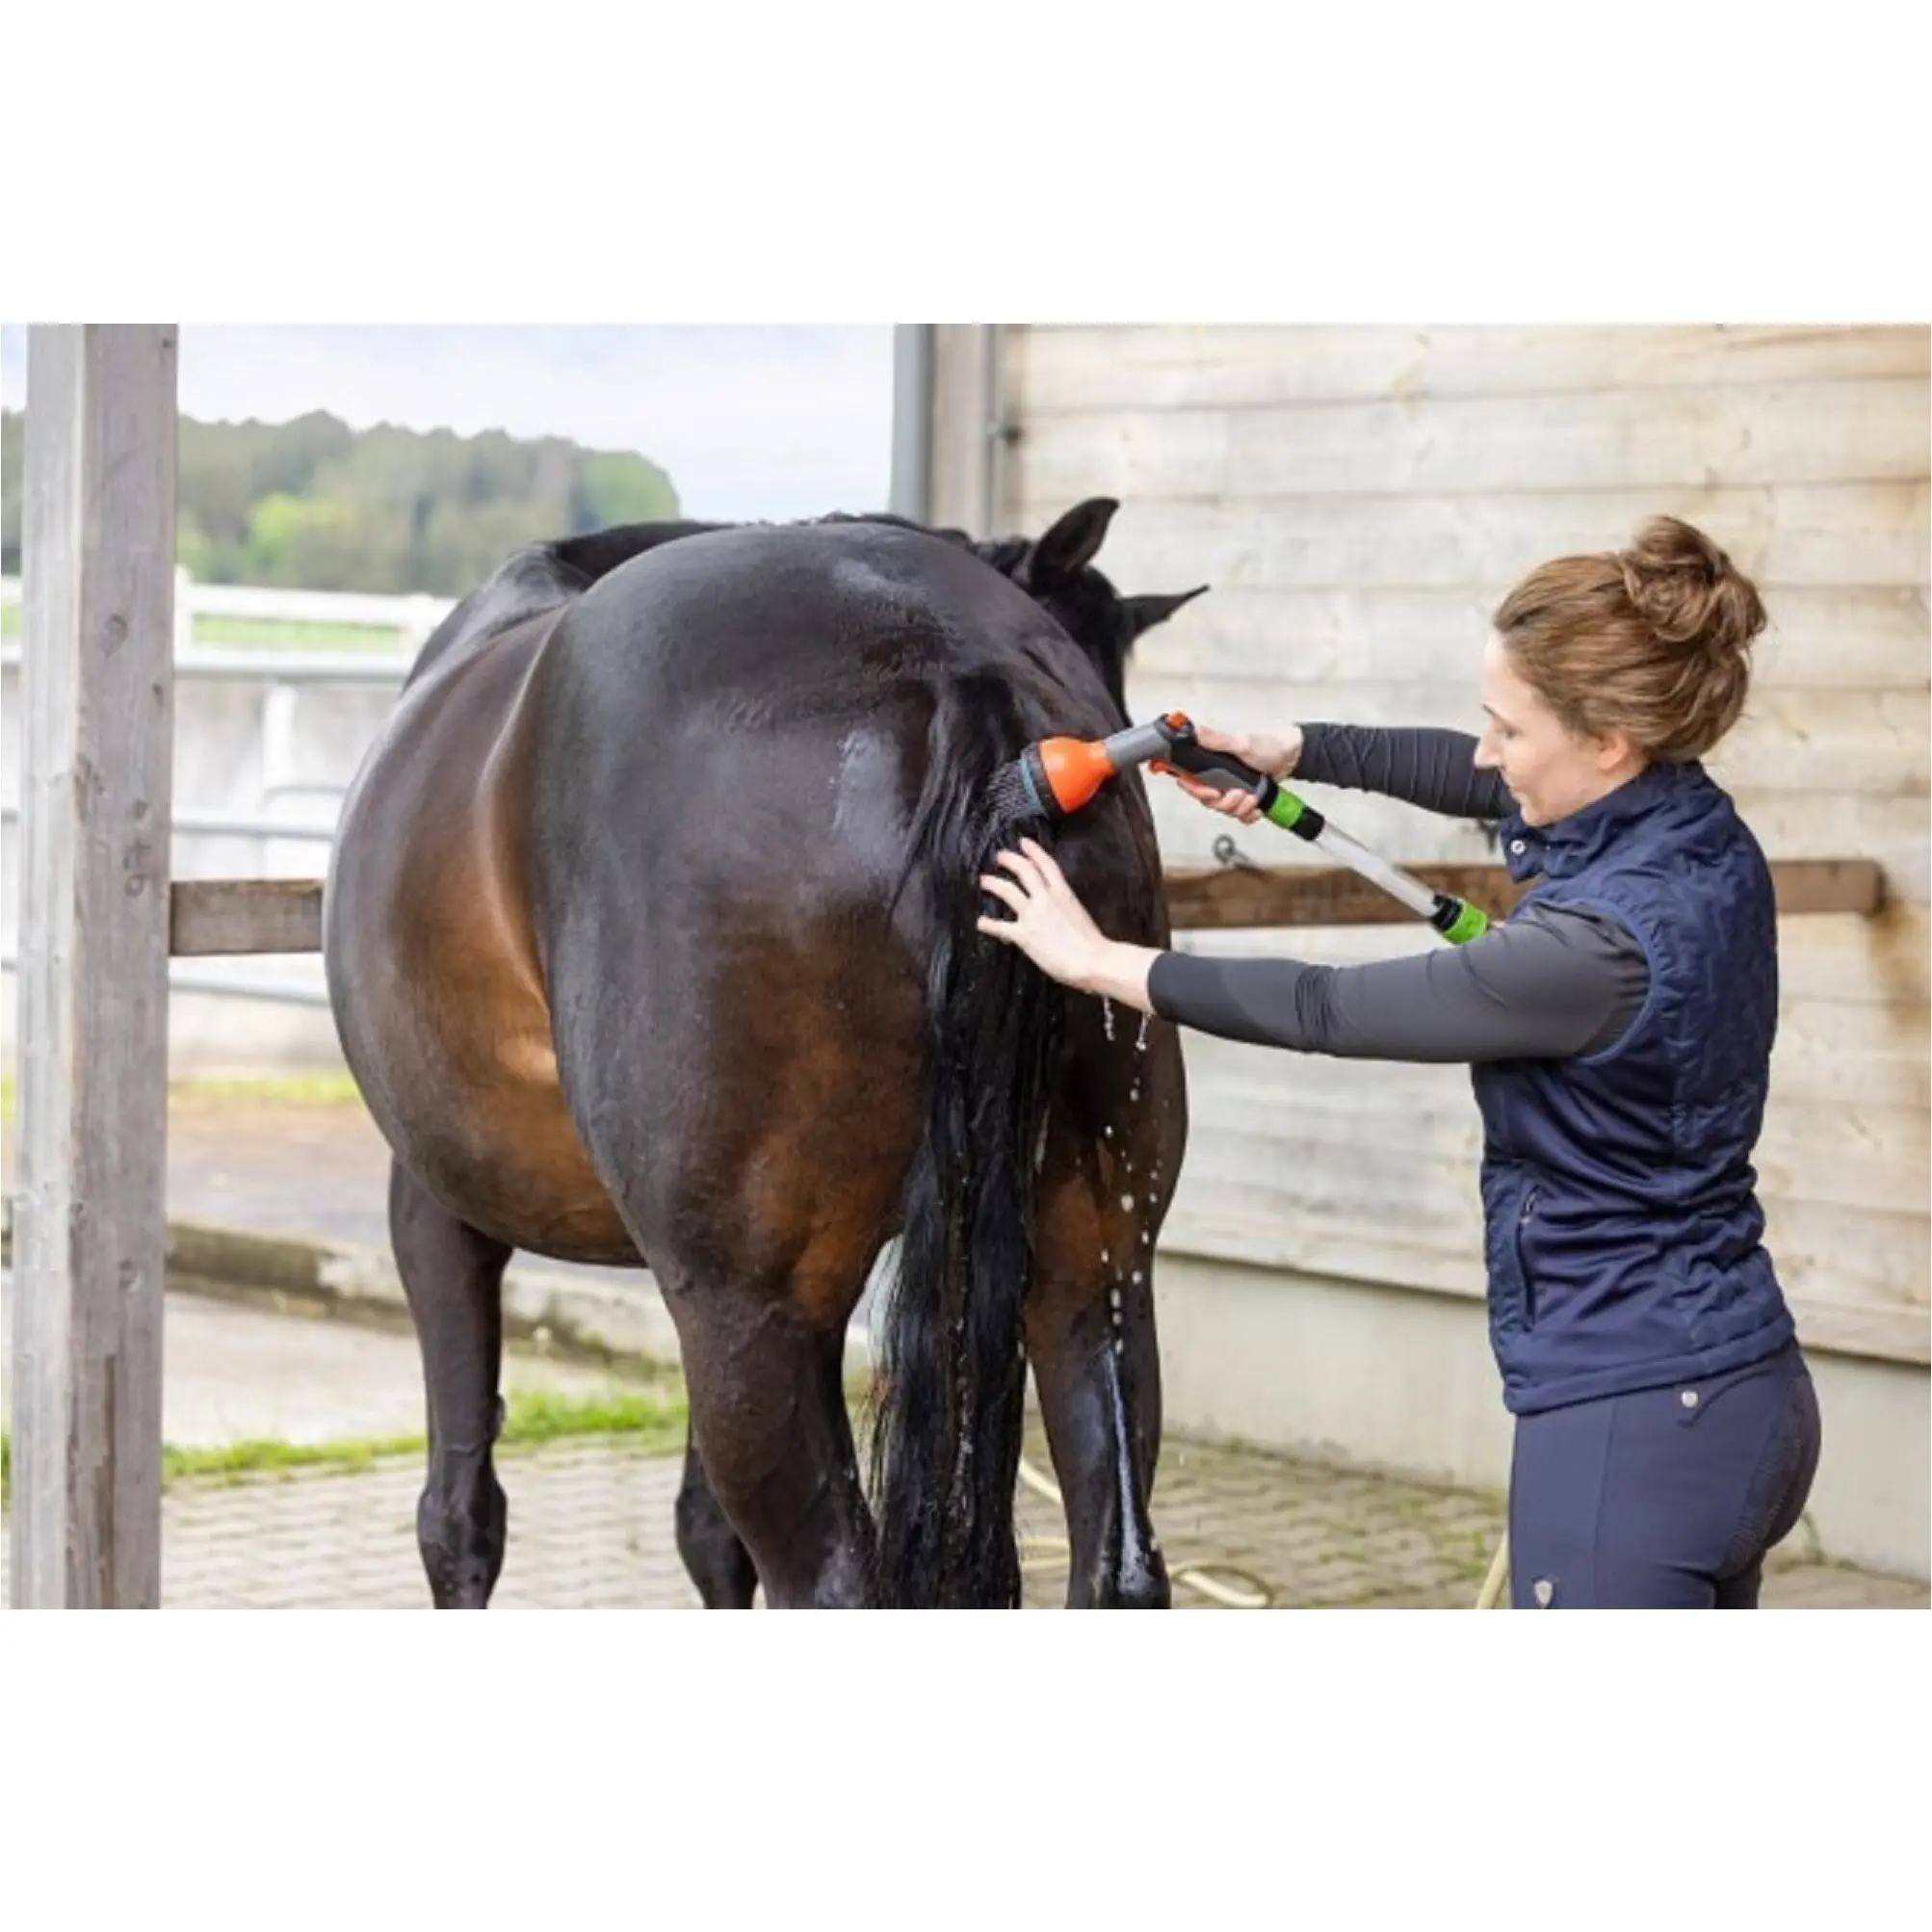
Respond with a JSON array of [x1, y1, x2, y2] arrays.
[[979, 515, 1822, 1609]]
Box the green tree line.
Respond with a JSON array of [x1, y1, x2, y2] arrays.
[[0, 409, 679, 593]]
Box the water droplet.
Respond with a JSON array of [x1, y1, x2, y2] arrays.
[[1109, 1288, 1122, 1310], [1103, 1125, 1114, 1139], [1120, 1193, 1136, 1212], [1101, 997, 1116, 1041], [1100, 1247, 1110, 1265], [1129, 1084, 1140, 1104], [1136, 1011, 1151, 1052], [1131, 1269, 1143, 1286], [1140, 1229, 1151, 1245], [1112, 1338, 1125, 1356]]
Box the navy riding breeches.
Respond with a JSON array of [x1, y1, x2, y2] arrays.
[[1507, 1341, 1821, 1608]]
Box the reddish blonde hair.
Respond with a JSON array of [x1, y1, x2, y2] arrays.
[[1492, 516, 1767, 762]]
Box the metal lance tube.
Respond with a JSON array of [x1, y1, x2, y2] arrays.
[[983, 711, 1494, 947]]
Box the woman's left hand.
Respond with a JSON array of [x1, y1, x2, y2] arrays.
[[977, 838, 1110, 989]]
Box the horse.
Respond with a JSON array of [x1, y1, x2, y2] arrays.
[[323, 496, 1205, 1606]]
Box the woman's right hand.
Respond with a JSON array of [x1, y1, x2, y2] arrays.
[[1170, 722, 1304, 824]]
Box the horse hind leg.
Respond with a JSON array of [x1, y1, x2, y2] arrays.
[[674, 1424, 759, 1607], [662, 1275, 874, 1608], [389, 1159, 512, 1608], [1025, 1142, 1172, 1609]]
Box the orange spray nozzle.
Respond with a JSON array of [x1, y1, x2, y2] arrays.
[[991, 719, 1185, 824], [1031, 735, 1121, 816]]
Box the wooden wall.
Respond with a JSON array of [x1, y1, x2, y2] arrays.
[[973, 325, 1929, 1368]]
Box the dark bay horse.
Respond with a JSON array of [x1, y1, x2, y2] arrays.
[[323, 498, 1202, 1606]]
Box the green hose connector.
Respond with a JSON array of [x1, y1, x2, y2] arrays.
[[1432, 898, 1491, 946], [1263, 786, 1306, 833]]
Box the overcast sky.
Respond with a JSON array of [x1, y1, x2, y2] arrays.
[[0, 325, 896, 525]]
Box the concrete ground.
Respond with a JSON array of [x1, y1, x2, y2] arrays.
[[1, 1086, 1924, 1610]]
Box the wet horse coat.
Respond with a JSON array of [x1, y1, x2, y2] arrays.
[[324, 503, 1196, 1606]]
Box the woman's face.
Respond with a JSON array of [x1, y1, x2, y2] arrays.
[[1473, 635, 1641, 827]]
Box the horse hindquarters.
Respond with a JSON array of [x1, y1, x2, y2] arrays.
[[539, 859, 919, 1608]]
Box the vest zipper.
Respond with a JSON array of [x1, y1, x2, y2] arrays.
[[1516, 1188, 1539, 1327]]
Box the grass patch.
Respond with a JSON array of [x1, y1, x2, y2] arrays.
[[161, 1432, 421, 1485], [1, 1381, 688, 1504], [497, 1384, 687, 1451], [8, 1070, 367, 1121], [192, 615, 408, 653], [169, 1070, 366, 1106], [2, 603, 412, 652]]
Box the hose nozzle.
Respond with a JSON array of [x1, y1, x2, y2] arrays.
[[982, 712, 1493, 950], [986, 720, 1177, 826]]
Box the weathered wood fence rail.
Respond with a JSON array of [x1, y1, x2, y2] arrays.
[[172, 856, 1887, 957]]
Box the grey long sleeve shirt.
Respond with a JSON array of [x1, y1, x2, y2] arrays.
[[1146, 725, 1649, 1062]]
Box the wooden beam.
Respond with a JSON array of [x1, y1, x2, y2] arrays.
[[1165, 861, 1527, 932], [162, 857, 1885, 961], [1762, 857, 1888, 917], [171, 877, 324, 955], [1162, 856, 1886, 932], [12, 326, 177, 1609]]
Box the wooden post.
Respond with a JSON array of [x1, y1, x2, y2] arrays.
[[927, 326, 1000, 535], [887, 324, 933, 523], [10, 326, 178, 1609]]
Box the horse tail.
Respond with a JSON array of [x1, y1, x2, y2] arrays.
[[869, 671, 1064, 1607]]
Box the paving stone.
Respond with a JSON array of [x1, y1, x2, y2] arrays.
[[6, 1417, 1924, 1612]]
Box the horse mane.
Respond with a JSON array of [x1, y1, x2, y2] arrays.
[[535, 505, 1060, 603], [817, 514, 1030, 584], [413, 510, 1054, 692], [543, 519, 734, 584]]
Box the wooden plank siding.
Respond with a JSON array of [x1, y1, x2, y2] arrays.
[[983, 324, 1930, 1369]]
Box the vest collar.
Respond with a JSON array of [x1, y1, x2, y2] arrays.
[[1501, 760, 1709, 883]]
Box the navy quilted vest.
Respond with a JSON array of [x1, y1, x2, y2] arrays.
[[1471, 760, 1794, 1415]]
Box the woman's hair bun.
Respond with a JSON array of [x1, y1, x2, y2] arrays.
[[1618, 514, 1766, 661]]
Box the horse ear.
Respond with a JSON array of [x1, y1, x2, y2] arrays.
[[1122, 585, 1209, 638], [1026, 497, 1120, 587]]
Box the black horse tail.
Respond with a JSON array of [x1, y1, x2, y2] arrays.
[[870, 672, 1063, 1607]]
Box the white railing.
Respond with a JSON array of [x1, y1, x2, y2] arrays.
[[0, 571, 456, 651], [1, 637, 404, 1012], [0, 644, 413, 684]]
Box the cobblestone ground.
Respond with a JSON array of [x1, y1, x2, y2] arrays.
[[7, 1097, 1919, 1609], [5, 1424, 1922, 1609]]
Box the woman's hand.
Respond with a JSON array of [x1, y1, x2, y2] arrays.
[[1171, 722, 1303, 825], [977, 839, 1111, 988], [978, 839, 1165, 1012]]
